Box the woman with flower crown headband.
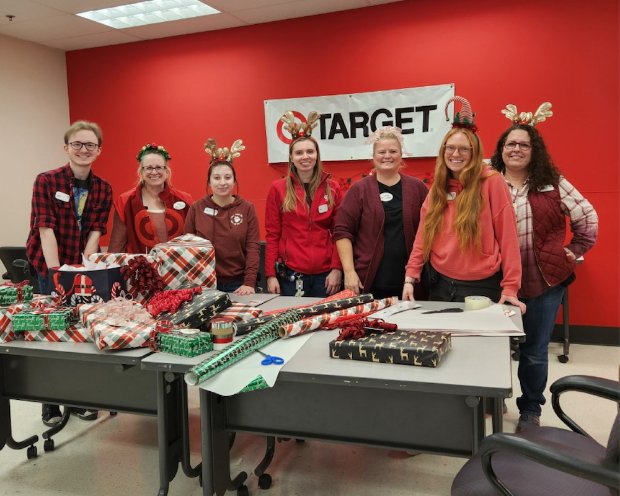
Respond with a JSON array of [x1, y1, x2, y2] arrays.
[[184, 139, 260, 295], [264, 111, 343, 297], [108, 143, 193, 253], [403, 97, 525, 313], [333, 126, 428, 299], [490, 103, 598, 433]]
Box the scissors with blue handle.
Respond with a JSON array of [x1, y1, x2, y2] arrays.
[[257, 350, 284, 366]]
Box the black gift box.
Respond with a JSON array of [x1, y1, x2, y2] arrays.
[[329, 330, 451, 368], [49, 266, 124, 306], [160, 289, 231, 330]]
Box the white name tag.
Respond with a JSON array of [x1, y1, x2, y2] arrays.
[[55, 191, 70, 202], [173, 201, 186, 210], [447, 192, 457, 200], [538, 185, 554, 192], [379, 192, 393, 202], [204, 207, 218, 216], [318, 204, 328, 214]]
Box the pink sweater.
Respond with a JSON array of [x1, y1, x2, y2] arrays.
[[405, 169, 521, 297]]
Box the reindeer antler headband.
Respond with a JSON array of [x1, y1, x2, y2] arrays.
[[281, 111, 320, 140], [204, 138, 245, 165], [445, 96, 478, 133], [501, 102, 553, 126]]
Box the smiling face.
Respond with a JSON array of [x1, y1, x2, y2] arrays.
[[372, 138, 402, 173], [501, 129, 532, 174], [443, 131, 473, 179], [64, 129, 101, 169], [209, 163, 235, 199], [290, 138, 318, 179], [139, 153, 169, 189]]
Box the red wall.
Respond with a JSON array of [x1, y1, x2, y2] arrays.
[[66, 0, 619, 328]]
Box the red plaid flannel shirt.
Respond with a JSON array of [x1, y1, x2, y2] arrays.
[[27, 164, 112, 276]]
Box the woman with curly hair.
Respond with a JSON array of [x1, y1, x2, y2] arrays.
[[491, 103, 598, 432], [402, 97, 524, 312], [265, 111, 342, 297]]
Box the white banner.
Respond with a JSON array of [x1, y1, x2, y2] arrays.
[[264, 84, 454, 163]]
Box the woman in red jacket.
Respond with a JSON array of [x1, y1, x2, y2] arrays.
[[265, 111, 342, 297], [108, 143, 192, 253]]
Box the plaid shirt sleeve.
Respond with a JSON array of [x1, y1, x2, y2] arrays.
[[31, 171, 58, 229], [558, 177, 598, 257]]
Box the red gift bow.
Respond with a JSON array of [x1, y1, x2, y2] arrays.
[[329, 317, 397, 341]]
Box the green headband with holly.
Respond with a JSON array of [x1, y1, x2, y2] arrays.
[[137, 143, 171, 162]]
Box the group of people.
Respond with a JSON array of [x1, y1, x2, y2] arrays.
[[26, 96, 598, 434]]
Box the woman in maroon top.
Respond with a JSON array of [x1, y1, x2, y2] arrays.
[[184, 139, 260, 295], [108, 143, 192, 254]]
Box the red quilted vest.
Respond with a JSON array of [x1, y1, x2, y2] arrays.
[[529, 186, 576, 287]]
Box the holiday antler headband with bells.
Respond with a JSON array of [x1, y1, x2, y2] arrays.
[[280, 110, 320, 140], [137, 143, 171, 162], [445, 96, 478, 133], [204, 138, 245, 165], [501, 102, 553, 126]]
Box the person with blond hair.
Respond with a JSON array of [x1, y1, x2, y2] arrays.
[[334, 127, 427, 298], [402, 97, 524, 313], [265, 111, 342, 297]]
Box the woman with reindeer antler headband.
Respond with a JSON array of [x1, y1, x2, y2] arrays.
[[403, 96, 525, 313], [264, 111, 343, 297], [491, 103, 598, 433], [184, 139, 260, 295], [108, 143, 193, 253], [333, 126, 428, 298]]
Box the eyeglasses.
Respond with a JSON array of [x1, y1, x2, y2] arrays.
[[68, 141, 99, 151], [504, 141, 531, 151], [444, 145, 472, 155], [142, 166, 167, 172]]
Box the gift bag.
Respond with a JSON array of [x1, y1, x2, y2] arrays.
[[49, 266, 124, 306]]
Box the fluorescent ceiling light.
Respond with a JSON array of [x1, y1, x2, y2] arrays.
[[77, 0, 219, 29]]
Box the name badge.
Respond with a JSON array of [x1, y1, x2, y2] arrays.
[[447, 192, 457, 200], [538, 185, 554, 192], [173, 201, 186, 210], [204, 207, 218, 216], [379, 192, 393, 202], [55, 191, 70, 202], [318, 204, 328, 214]]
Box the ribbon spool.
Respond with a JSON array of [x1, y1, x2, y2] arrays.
[[211, 321, 234, 350], [464, 295, 492, 311]]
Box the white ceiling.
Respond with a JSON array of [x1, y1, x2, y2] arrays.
[[0, 0, 403, 51]]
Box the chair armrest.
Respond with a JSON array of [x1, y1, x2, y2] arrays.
[[480, 433, 620, 496], [551, 375, 620, 435]]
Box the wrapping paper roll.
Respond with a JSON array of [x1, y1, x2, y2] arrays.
[[279, 297, 397, 338], [185, 309, 302, 386], [236, 293, 375, 336], [464, 295, 492, 311]]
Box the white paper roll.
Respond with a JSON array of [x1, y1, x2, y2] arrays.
[[464, 295, 492, 311]]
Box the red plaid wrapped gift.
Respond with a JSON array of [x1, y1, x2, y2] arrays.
[[210, 303, 263, 327], [23, 324, 93, 343], [149, 234, 216, 290], [0, 304, 24, 343]]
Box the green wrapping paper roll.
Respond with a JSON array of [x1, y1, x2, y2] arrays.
[[240, 375, 269, 393], [185, 309, 301, 386]]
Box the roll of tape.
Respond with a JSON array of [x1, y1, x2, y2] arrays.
[[464, 295, 492, 311], [211, 321, 234, 350]]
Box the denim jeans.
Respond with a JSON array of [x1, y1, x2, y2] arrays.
[[217, 279, 243, 293], [37, 272, 51, 295], [517, 283, 566, 416], [279, 268, 329, 298]]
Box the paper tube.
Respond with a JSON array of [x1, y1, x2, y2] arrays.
[[185, 309, 302, 386]]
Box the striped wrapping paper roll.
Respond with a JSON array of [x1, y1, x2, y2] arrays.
[[234, 293, 375, 337], [185, 309, 302, 386], [278, 297, 397, 338]]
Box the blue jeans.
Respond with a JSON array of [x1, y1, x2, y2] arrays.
[[37, 272, 51, 295], [279, 268, 329, 298], [217, 279, 243, 293], [517, 284, 566, 416]]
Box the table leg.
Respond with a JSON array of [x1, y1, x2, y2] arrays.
[[156, 371, 182, 496]]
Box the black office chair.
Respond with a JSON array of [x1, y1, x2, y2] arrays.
[[0, 246, 39, 293], [451, 375, 620, 496]]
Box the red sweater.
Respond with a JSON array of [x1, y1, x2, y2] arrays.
[[265, 172, 342, 277], [406, 169, 522, 297]]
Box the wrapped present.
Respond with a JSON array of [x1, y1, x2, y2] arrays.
[[157, 329, 213, 357], [77, 302, 104, 327], [210, 303, 263, 326], [12, 307, 75, 332], [329, 330, 452, 368], [23, 324, 93, 343], [149, 234, 217, 290], [0, 304, 25, 343], [160, 289, 231, 330], [49, 265, 125, 306], [0, 282, 33, 305]]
